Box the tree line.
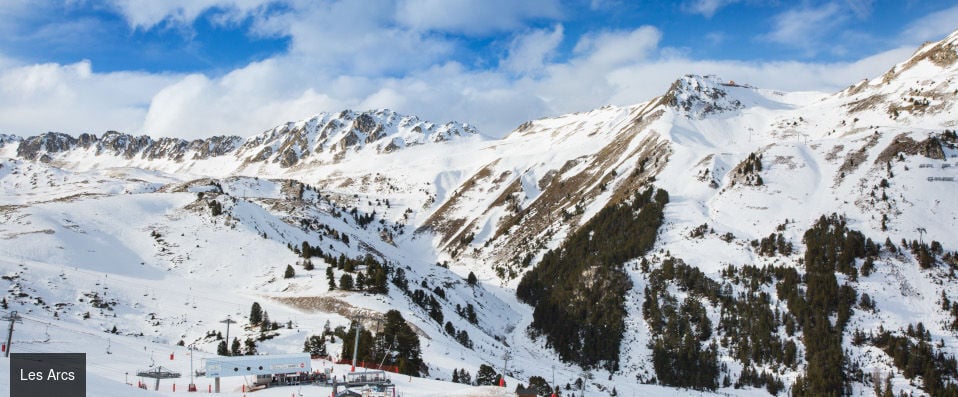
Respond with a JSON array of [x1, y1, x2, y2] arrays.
[[517, 187, 669, 371]]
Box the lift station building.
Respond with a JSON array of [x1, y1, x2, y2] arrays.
[[204, 353, 312, 392]]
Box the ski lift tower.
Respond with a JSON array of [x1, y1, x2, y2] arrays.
[[136, 366, 181, 391], [220, 316, 236, 347], [348, 314, 381, 372], [188, 344, 197, 392], [2, 310, 23, 357]]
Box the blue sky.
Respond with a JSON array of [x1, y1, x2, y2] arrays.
[[0, 1, 956, 139]]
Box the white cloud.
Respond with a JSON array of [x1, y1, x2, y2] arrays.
[[395, 0, 562, 35], [682, 0, 739, 18], [763, 2, 844, 55], [106, 0, 275, 30], [602, 46, 915, 105], [141, 72, 346, 138], [0, 0, 39, 24], [900, 5, 958, 43], [572, 26, 662, 68], [501, 25, 564, 75], [102, 0, 463, 76], [281, 3, 454, 76], [704, 31, 726, 46], [0, 1, 95, 44], [0, 60, 177, 136], [139, 58, 356, 138], [104, 0, 565, 37], [0, 24, 917, 140], [845, 0, 874, 19], [588, 0, 620, 11], [0, 1, 947, 141]]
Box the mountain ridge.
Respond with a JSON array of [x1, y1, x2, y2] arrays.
[[5, 108, 480, 170], [1, 28, 958, 397]]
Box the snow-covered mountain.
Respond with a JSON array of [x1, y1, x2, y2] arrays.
[[2, 29, 958, 397], [10, 108, 480, 173]]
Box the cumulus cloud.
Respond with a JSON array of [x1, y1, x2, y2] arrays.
[[395, 0, 562, 35], [0, 0, 42, 26], [0, 29, 918, 140], [0, 0, 950, 140], [141, 70, 346, 138], [900, 5, 958, 43], [106, 0, 564, 37], [501, 25, 564, 75], [682, 0, 740, 18], [762, 3, 845, 56], [106, 0, 275, 30], [264, 2, 455, 76], [0, 60, 177, 136], [572, 26, 662, 68]]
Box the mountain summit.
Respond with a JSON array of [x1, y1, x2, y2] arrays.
[[661, 74, 745, 117], [238, 109, 480, 167]]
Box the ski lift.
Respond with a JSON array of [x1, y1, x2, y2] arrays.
[[107, 339, 112, 355], [377, 335, 399, 369]]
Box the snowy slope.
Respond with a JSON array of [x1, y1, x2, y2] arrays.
[[2, 29, 958, 397]]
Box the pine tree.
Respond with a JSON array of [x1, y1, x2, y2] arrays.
[[459, 369, 472, 385], [303, 335, 326, 356], [477, 364, 498, 385], [455, 330, 473, 349], [217, 341, 228, 356], [466, 304, 478, 324], [467, 271, 478, 286], [260, 311, 271, 332], [356, 272, 366, 290], [882, 373, 894, 397], [327, 267, 336, 290], [249, 302, 262, 325], [528, 376, 552, 396], [340, 274, 354, 290], [284, 264, 295, 279], [339, 326, 374, 363], [301, 241, 312, 258], [230, 338, 241, 356], [380, 310, 423, 376], [208, 200, 222, 216]]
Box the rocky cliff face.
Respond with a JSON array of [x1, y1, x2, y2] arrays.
[[7, 109, 478, 169], [235, 109, 479, 167], [17, 132, 80, 161], [15, 131, 244, 163], [660, 74, 744, 118]]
